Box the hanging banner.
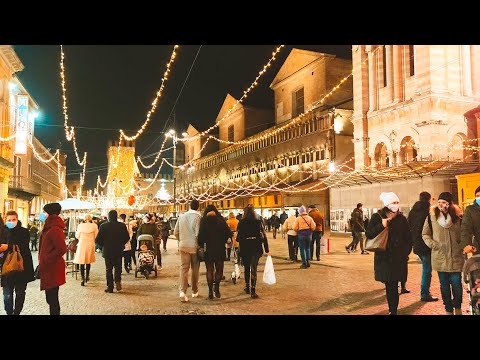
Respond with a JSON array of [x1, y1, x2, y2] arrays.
[[15, 95, 28, 155]]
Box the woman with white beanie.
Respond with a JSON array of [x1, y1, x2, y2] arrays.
[[365, 192, 413, 315]]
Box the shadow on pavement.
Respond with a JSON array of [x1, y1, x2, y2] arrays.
[[306, 288, 385, 313]]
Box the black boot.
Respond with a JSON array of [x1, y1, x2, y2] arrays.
[[85, 267, 90, 283], [214, 282, 221, 299], [80, 266, 85, 286], [244, 284, 250, 294], [251, 287, 259, 299], [208, 286, 214, 300]]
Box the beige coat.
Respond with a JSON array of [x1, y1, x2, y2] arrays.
[[74, 222, 98, 264], [283, 215, 298, 236], [422, 209, 464, 272], [293, 214, 316, 232]]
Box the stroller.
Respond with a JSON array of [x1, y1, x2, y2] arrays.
[[135, 234, 158, 279], [463, 253, 480, 315], [231, 244, 242, 285]]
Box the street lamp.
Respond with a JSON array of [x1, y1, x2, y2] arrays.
[[166, 129, 177, 216]]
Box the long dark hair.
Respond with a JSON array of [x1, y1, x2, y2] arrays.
[[243, 205, 257, 221], [434, 204, 460, 224], [203, 205, 220, 218]]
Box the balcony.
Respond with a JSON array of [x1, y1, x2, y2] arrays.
[[8, 176, 42, 198]]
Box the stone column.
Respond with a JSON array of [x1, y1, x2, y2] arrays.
[[368, 48, 377, 111], [386, 45, 394, 102], [471, 45, 480, 96], [393, 45, 404, 102], [462, 45, 473, 96]]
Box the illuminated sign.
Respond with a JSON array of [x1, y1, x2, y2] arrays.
[[15, 95, 28, 155]]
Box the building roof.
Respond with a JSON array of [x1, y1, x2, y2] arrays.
[[0, 45, 24, 73], [215, 93, 243, 123], [270, 48, 335, 89]]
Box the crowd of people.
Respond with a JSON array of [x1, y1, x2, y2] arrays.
[[1, 185, 479, 315]]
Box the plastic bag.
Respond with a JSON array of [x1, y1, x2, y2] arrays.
[[263, 255, 276, 285]]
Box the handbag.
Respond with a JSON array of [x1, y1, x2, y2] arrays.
[[67, 238, 78, 253], [365, 227, 389, 252], [2, 245, 24, 276], [197, 244, 205, 262], [263, 255, 276, 285]]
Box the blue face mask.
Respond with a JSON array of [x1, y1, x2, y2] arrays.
[[476, 197, 480, 206], [6, 221, 17, 229], [39, 213, 47, 222]]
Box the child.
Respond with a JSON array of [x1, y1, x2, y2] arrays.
[[138, 241, 155, 279]]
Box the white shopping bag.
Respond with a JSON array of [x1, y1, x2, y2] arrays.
[[263, 255, 276, 285]]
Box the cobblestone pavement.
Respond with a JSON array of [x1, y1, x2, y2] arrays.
[[1, 231, 473, 315]]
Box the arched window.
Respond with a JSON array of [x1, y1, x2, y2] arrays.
[[399, 136, 417, 164], [450, 133, 467, 161], [374, 142, 387, 168]]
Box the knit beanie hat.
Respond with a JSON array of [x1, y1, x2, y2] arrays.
[[438, 192, 453, 204], [298, 206, 307, 214], [379, 192, 400, 207], [43, 203, 62, 216]]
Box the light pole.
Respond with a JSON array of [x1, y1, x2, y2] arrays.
[[166, 129, 189, 217]]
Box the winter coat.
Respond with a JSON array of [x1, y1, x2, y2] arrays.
[[73, 222, 98, 264], [422, 208, 465, 272], [461, 201, 480, 255], [226, 217, 239, 248], [161, 221, 171, 238], [366, 209, 412, 283], [95, 213, 130, 259], [408, 200, 432, 256], [237, 218, 270, 257], [308, 208, 324, 232], [38, 215, 67, 291], [0, 221, 35, 287], [283, 215, 298, 236], [198, 211, 232, 262], [293, 214, 316, 233], [137, 222, 159, 239], [351, 208, 364, 232]]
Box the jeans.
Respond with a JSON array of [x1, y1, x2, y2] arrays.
[[418, 254, 432, 299], [3, 281, 27, 315], [352, 231, 364, 252], [297, 234, 311, 265], [385, 281, 399, 314], [242, 253, 261, 288], [310, 231, 322, 260], [287, 235, 298, 261], [45, 286, 60, 315], [437, 272, 463, 312], [105, 256, 122, 290]]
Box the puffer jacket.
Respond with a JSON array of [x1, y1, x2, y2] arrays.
[[461, 201, 480, 254], [422, 208, 465, 272]]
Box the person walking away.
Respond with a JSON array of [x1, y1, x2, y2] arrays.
[[28, 223, 39, 251], [293, 206, 316, 269], [366, 193, 412, 315], [160, 217, 171, 252], [407, 191, 438, 302], [119, 214, 132, 273], [279, 210, 288, 239], [352, 203, 368, 255], [422, 192, 466, 315], [225, 212, 239, 261], [271, 212, 280, 239], [95, 210, 130, 293], [283, 210, 298, 262], [74, 214, 98, 286], [0, 211, 35, 315], [129, 219, 138, 269], [461, 185, 480, 257], [345, 217, 356, 253], [38, 203, 67, 315], [308, 205, 324, 261], [198, 205, 232, 299], [137, 214, 161, 267], [236, 205, 270, 298], [174, 199, 202, 302]]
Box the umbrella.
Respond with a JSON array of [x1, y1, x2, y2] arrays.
[[59, 198, 96, 210]]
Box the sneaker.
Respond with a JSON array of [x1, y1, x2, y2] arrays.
[[361, 251, 369, 255], [300, 263, 307, 269], [104, 288, 113, 293], [115, 282, 122, 291], [179, 291, 188, 302], [400, 288, 410, 294], [192, 292, 199, 298], [421, 295, 439, 302], [345, 246, 350, 254]]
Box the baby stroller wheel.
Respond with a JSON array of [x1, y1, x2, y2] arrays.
[[135, 269, 138, 278], [154, 265, 158, 277]]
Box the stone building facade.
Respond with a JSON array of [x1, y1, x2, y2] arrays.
[[328, 45, 480, 232], [176, 48, 354, 219]]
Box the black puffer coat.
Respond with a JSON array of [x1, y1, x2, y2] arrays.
[[407, 200, 431, 256], [198, 211, 232, 262], [366, 208, 413, 283]]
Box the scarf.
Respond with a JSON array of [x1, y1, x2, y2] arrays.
[[437, 212, 453, 228]]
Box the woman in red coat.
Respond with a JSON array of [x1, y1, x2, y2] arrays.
[[38, 203, 67, 315]]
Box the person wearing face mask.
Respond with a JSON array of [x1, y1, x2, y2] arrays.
[[0, 211, 35, 315], [366, 192, 412, 315], [461, 186, 480, 257], [422, 192, 466, 315]]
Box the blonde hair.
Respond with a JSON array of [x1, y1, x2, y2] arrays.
[[84, 214, 93, 222], [229, 212, 235, 219]]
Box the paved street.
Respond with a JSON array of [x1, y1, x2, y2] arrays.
[[2, 231, 472, 315]]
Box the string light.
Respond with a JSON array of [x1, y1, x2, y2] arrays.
[[119, 45, 180, 141]]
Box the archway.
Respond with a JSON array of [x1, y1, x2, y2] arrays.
[[399, 136, 417, 164], [374, 142, 387, 168], [450, 133, 467, 161]]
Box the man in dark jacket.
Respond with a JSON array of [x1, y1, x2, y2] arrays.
[[407, 191, 438, 302], [95, 210, 130, 293], [461, 185, 480, 255], [350, 203, 368, 255], [0, 211, 35, 315]]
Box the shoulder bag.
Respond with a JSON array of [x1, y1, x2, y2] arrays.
[[365, 214, 389, 252], [2, 244, 24, 276]]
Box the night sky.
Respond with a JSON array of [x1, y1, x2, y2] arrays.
[[13, 45, 350, 189]]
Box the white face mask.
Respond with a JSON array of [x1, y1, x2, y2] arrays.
[[387, 204, 400, 213]]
